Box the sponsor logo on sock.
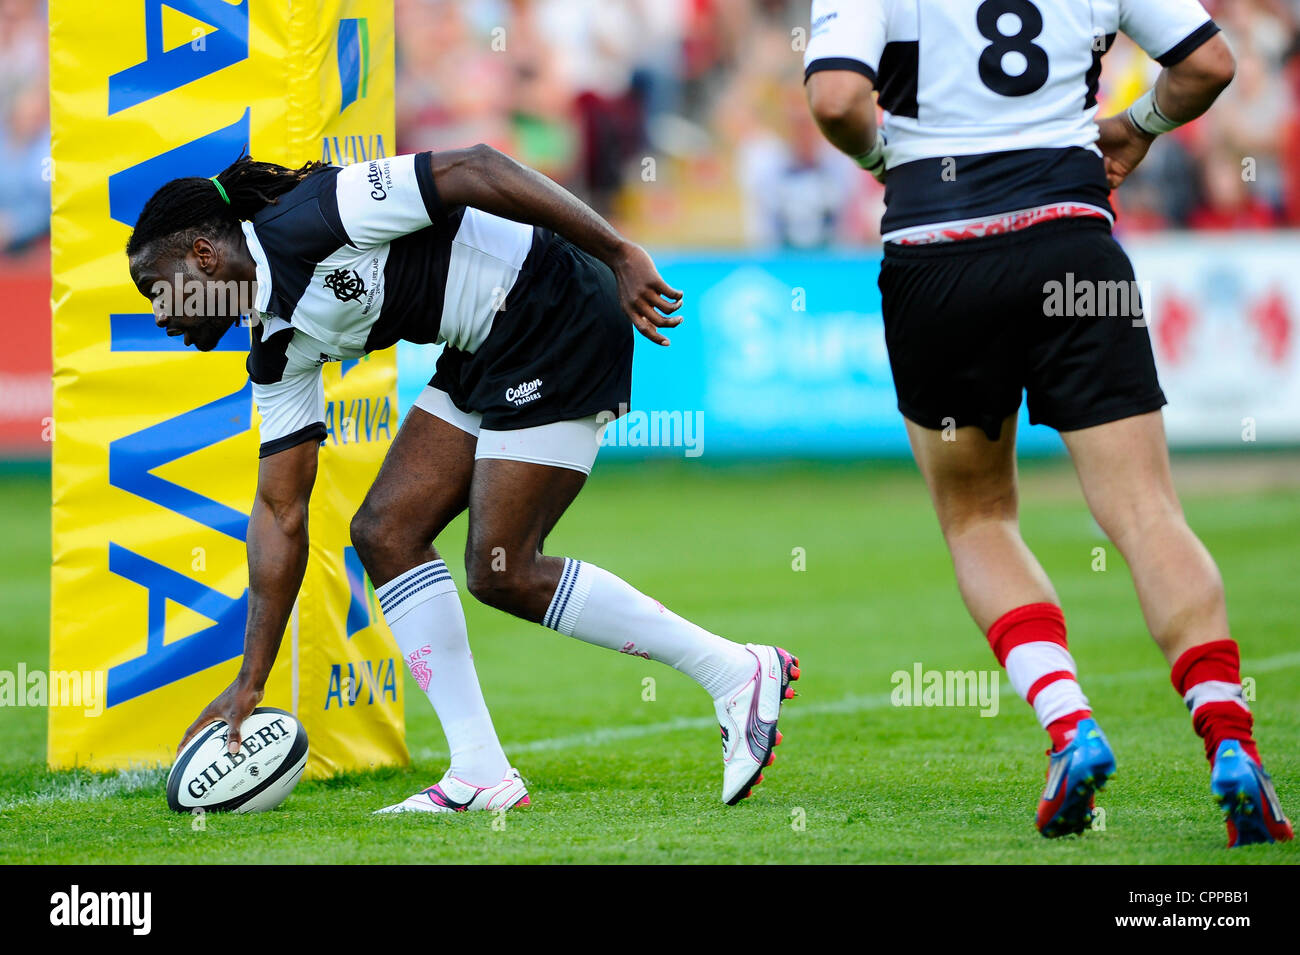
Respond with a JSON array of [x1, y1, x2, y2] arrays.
[[406, 645, 433, 692], [619, 641, 650, 660], [505, 378, 543, 406]]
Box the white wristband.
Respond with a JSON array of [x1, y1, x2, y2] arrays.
[[1126, 88, 1181, 137], [853, 138, 886, 183]]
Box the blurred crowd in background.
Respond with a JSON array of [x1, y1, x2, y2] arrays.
[[4, 0, 1300, 258], [0, 0, 48, 259]]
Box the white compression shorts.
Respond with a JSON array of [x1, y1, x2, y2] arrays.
[[412, 385, 606, 475]]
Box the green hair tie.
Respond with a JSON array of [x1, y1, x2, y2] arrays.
[[210, 176, 230, 205]]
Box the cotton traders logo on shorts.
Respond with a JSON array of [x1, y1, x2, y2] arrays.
[[506, 378, 543, 406], [324, 268, 366, 302]]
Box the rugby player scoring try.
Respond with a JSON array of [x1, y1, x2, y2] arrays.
[[126, 147, 799, 812]]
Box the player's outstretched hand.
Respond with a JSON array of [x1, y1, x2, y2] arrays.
[[178, 677, 264, 755], [1097, 113, 1155, 190], [611, 242, 683, 346]]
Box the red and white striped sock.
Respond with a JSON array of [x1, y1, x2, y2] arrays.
[[1170, 638, 1258, 765], [987, 603, 1092, 752]]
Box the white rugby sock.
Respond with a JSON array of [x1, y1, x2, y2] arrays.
[[376, 560, 509, 788], [542, 558, 756, 699]]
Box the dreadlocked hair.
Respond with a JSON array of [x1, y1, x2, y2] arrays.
[[126, 155, 329, 262]]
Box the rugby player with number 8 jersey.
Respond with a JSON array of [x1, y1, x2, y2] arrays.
[[125, 147, 799, 813], [804, 0, 1291, 847]]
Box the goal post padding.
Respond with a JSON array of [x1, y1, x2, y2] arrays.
[[48, 0, 406, 779]]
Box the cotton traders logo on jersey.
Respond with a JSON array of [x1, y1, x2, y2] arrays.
[[811, 11, 838, 34], [506, 378, 543, 406], [324, 268, 366, 302], [366, 160, 388, 200]]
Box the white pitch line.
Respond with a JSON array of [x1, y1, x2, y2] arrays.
[[5, 652, 1297, 811], [411, 651, 1300, 762], [411, 691, 895, 761]]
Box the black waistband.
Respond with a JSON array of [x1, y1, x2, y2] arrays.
[[881, 146, 1114, 237]]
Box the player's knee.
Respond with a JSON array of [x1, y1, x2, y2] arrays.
[[1096, 494, 1183, 555], [349, 504, 390, 569], [936, 485, 1018, 538]]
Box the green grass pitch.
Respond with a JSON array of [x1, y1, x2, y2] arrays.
[[0, 457, 1296, 864]]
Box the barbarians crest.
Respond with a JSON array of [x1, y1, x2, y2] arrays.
[[324, 267, 366, 302]]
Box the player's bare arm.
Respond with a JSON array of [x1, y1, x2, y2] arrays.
[[805, 71, 878, 158], [1098, 33, 1236, 189], [427, 145, 684, 346], [805, 70, 884, 183], [177, 440, 318, 754]]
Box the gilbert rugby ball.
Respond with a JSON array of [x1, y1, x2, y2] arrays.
[[166, 707, 308, 813]]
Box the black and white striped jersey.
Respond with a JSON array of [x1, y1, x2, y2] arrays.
[[804, 0, 1219, 244], [242, 152, 545, 457]]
